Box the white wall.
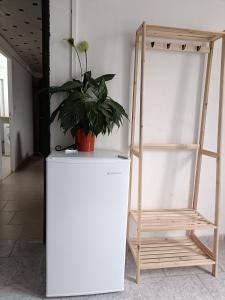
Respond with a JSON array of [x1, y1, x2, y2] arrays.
[[49, 0, 73, 147], [0, 53, 9, 158], [0, 53, 9, 117], [10, 60, 33, 169], [50, 0, 225, 234], [0, 35, 34, 171]]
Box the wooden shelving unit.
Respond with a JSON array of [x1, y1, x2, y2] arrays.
[[127, 23, 225, 283]]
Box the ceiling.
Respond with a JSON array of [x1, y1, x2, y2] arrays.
[[0, 0, 42, 76]]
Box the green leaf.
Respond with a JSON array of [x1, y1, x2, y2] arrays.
[[49, 80, 82, 95], [88, 77, 98, 88], [98, 79, 107, 100], [85, 87, 98, 102], [106, 98, 128, 119], [95, 74, 115, 82], [67, 90, 85, 101], [83, 71, 92, 84], [50, 101, 65, 124], [58, 99, 85, 133]]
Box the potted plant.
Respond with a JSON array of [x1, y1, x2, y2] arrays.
[[47, 38, 128, 151]]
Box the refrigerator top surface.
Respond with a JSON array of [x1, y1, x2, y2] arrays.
[[47, 149, 129, 164]]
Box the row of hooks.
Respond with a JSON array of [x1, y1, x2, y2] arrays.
[[150, 41, 202, 52]]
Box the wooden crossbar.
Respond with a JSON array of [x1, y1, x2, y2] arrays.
[[190, 233, 215, 261], [201, 149, 219, 158], [133, 143, 199, 150]]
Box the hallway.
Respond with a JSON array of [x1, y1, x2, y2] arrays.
[[0, 157, 44, 240]]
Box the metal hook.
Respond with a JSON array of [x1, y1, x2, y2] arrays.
[[196, 45, 201, 52], [151, 41, 155, 48], [166, 43, 171, 49], [182, 44, 186, 50]]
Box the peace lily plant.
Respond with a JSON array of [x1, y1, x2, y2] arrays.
[[48, 38, 128, 151]]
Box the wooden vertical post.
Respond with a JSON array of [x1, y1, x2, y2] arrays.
[[191, 42, 214, 211], [136, 22, 146, 284], [127, 32, 139, 243], [212, 36, 225, 277]]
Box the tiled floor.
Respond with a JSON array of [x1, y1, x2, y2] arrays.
[[0, 238, 225, 299], [0, 157, 44, 240]]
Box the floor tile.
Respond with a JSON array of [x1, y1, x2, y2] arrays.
[[0, 256, 43, 299], [0, 157, 44, 242], [0, 201, 7, 210], [3, 201, 43, 212], [77, 279, 142, 300], [0, 193, 43, 203], [11, 240, 44, 257], [163, 265, 213, 276], [198, 272, 225, 300], [0, 212, 15, 225], [0, 225, 23, 240], [20, 224, 43, 241], [0, 240, 16, 257], [139, 275, 213, 300], [217, 237, 225, 271], [9, 211, 43, 225]]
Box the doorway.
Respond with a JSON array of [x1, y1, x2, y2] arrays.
[[0, 52, 12, 180], [0, 0, 50, 242]]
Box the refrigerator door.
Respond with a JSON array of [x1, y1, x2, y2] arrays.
[[46, 155, 129, 297]]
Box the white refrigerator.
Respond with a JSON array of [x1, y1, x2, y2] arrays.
[[46, 150, 130, 297]]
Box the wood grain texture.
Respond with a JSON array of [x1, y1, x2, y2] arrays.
[[212, 36, 225, 277], [133, 143, 199, 150], [128, 23, 224, 283], [146, 24, 225, 41], [127, 31, 139, 245], [130, 237, 215, 270], [136, 21, 146, 284], [130, 209, 216, 231], [192, 42, 214, 210]]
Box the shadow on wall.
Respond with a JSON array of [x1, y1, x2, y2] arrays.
[[15, 132, 22, 168], [15, 132, 29, 169]]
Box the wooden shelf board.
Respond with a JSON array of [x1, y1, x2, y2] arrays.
[[143, 25, 225, 42], [130, 208, 216, 231], [133, 144, 199, 151], [129, 237, 215, 270]]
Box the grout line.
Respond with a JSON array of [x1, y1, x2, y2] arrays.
[[162, 269, 211, 277], [18, 224, 25, 241], [0, 200, 8, 211], [7, 212, 16, 225], [196, 273, 217, 299], [8, 239, 17, 257]]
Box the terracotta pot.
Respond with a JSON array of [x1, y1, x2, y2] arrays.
[[75, 128, 95, 152]]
